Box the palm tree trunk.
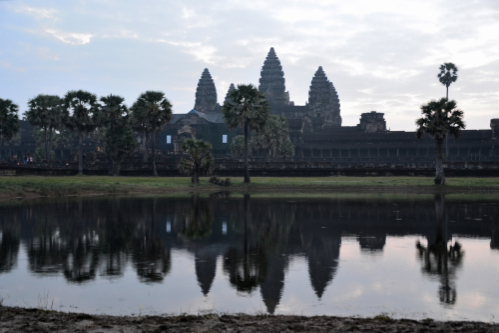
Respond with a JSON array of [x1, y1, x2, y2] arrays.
[[152, 130, 157, 176], [78, 130, 83, 175], [49, 128, 53, 161], [142, 130, 148, 164], [435, 138, 445, 185], [44, 127, 48, 161], [109, 122, 114, 176], [445, 85, 449, 161], [244, 123, 250, 183]]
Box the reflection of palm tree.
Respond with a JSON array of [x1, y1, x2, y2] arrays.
[[27, 211, 64, 275], [0, 229, 20, 274], [223, 246, 267, 293], [62, 236, 99, 283], [99, 199, 136, 278], [223, 195, 268, 293], [416, 195, 464, 305], [180, 195, 213, 240], [132, 199, 171, 283]]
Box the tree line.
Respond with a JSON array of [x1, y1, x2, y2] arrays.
[[0, 61, 467, 185], [0, 84, 292, 182]]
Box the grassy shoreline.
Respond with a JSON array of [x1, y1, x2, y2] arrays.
[[1, 176, 499, 200]]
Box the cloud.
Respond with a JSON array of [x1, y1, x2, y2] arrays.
[[16, 6, 58, 20], [2, 0, 499, 129], [45, 29, 92, 45]]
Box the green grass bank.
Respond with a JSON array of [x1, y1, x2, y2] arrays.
[[1, 176, 499, 200]]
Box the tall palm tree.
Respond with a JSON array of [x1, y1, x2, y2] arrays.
[[438, 63, 459, 159], [0, 99, 21, 156], [26, 94, 62, 161], [179, 139, 214, 184], [62, 90, 98, 175], [222, 84, 270, 183], [437, 63, 458, 99], [97, 95, 131, 175], [416, 98, 465, 185], [131, 91, 172, 176]]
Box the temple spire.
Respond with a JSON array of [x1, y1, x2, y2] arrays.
[[258, 48, 290, 108], [307, 66, 341, 126], [194, 68, 220, 113], [224, 83, 236, 104]]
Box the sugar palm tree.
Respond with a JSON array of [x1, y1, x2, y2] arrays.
[[179, 139, 214, 184], [97, 95, 131, 175], [416, 98, 465, 185], [222, 84, 270, 183], [62, 90, 98, 175], [26, 94, 62, 161], [437, 63, 458, 99], [131, 91, 172, 176], [0, 99, 21, 154], [438, 63, 459, 158]]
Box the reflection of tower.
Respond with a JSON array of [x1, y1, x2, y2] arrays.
[[195, 247, 218, 296], [307, 231, 341, 299], [260, 256, 287, 314], [357, 233, 386, 253]]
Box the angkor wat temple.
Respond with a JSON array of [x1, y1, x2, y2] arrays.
[[161, 47, 499, 165], [2, 47, 498, 166]]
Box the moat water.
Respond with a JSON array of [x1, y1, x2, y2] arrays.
[[1, 194, 499, 321]]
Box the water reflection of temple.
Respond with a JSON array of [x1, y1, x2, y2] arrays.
[[1, 196, 498, 313]]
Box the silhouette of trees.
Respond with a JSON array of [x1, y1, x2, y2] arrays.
[[62, 90, 98, 175], [131, 91, 172, 176], [179, 139, 214, 184], [26, 95, 63, 160], [438, 63, 458, 100], [222, 84, 270, 183], [416, 98, 465, 184], [0, 98, 21, 150], [97, 95, 135, 175]]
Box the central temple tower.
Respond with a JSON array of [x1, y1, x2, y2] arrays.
[[258, 48, 291, 108]]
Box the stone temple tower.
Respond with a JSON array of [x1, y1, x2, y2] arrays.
[[194, 68, 220, 113], [307, 66, 341, 127], [224, 83, 236, 105], [259, 48, 291, 108]]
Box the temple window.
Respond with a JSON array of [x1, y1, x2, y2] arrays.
[[166, 135, 171, 144], [222, 135, 228, 143]]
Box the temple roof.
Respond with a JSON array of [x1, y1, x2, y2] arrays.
[[194, 68, 220, 113], [171, 110, 225, 124]]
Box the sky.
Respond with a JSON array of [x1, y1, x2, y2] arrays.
[[1, 0, 498, 131]]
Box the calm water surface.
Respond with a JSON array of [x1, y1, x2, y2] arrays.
[[1, 194, 499, 321]]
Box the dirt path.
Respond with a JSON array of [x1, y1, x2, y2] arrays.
[[0, 307, 497, 332]]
